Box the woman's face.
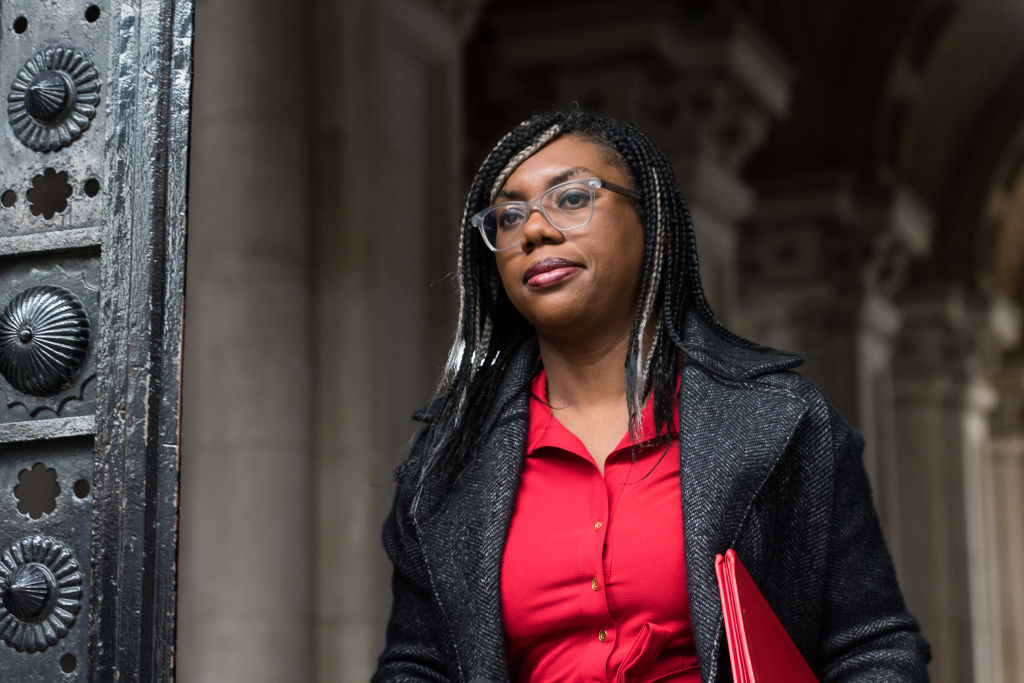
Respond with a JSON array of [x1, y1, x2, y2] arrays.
[[493, 134, 644, 343]]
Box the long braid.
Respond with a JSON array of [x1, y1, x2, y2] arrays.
[[406, 109, 773, 509]]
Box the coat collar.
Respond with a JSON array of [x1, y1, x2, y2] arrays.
[[679, 309, 803, 381], [414, 315, 807, 682]]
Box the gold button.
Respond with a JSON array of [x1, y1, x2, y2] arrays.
[[591, 578, 599, 591], [598, 629, 608, 642], [594, 521, 603, 530]]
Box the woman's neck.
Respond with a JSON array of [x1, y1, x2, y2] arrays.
[[536, 330, 631, 412], [535, 329, 639, 472]]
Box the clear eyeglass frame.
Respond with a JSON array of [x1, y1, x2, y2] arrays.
[[470, 176, 640, 253]]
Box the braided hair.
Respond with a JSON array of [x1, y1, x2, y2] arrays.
[[406, 109, 756, 511]]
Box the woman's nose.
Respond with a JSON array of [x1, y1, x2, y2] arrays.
[[519, 207, 564, 251]]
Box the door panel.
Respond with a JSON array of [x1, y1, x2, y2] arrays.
[[0, 1, 192, 680]]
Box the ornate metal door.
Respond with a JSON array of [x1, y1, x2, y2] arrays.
[[0, 0, 192, 680]]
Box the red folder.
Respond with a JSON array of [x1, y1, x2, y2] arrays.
[[715, 549, 818, 683]]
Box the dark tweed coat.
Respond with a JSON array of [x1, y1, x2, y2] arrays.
[[374, 312, 930, 682]]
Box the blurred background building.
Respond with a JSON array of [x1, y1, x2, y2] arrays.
[[177, 0, 1024, 681]]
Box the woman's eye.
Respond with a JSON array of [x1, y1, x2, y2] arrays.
[[556, 189, 590, 211], [496, 207, 526, 230]]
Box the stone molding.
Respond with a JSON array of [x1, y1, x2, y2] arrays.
[[894, 284, 1020, 387], [741, 178, 932, 341]]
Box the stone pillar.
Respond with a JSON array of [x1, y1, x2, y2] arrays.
[[741, 179, 931, 552], [980, 353, 1024, 681], [892, 286, 1019, 683], [310, 0, 466, 680], [178, 0, 313, 679], [468, 1, 792, 327]]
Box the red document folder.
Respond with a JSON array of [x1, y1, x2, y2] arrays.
[[715, 549, 818, 683]]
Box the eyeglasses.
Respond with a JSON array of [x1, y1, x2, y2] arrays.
[[470, 177, 639, 252]]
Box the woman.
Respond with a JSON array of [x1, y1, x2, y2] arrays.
[[374, 111, 930, 682]]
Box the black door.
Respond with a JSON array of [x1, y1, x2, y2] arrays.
[[0, 1, 192, 680]]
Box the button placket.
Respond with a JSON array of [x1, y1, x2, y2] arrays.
[[588, 460, 617, 663], [577, 459, 615, 668]]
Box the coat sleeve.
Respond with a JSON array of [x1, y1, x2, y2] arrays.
[[372, 447, 453, 681], [816, 411, 931, 682]]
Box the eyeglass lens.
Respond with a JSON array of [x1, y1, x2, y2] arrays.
[[480, 180, 596, 251]]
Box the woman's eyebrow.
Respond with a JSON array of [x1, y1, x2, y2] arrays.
[[548, 166, 592, 186], [495, 166, 593, 200]]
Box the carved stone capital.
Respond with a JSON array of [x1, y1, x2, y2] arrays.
[[471, 1, 793, 174], [742, 177, 931, 300], [736, 179, 935, 441], [894, 284, 1021, 395]]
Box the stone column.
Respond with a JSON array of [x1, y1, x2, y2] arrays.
[[178, 0, 313, 679], [310, 0, 466, 680], [892, 285, 1019, 683], [979, 353, 1024, 682], [468, 1, 792, 327], [741, 179, 931, 553]]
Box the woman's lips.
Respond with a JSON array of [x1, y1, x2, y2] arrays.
[[524, 258, 582, 288]]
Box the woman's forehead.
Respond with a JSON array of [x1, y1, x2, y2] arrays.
[[500, 135, 628, 192]]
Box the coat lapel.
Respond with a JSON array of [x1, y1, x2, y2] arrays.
[[413, 339, 536, 681], [679, 314, 808, 682]]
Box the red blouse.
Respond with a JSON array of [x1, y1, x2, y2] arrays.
[[501, 368, 701, 682]]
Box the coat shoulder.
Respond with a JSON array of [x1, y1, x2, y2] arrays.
[[755, 369, 865, 453]]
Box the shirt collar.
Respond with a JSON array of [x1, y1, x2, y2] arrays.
[[526, 364, 679, 456]]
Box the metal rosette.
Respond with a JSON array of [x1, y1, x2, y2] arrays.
[[8, 46, 100, 152], [0, 285, 90, 397], [0, 535, 83, 653]]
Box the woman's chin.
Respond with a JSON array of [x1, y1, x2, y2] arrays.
[[530, 310, 632, 347]]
